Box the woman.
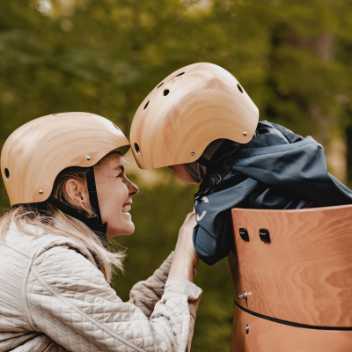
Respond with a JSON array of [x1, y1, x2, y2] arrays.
[[0, 112, 201, 352]]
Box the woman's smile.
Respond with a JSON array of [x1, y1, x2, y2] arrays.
[[121, 201, 132, 213]]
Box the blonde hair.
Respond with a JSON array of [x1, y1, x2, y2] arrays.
[[0, 167, 125, 282]]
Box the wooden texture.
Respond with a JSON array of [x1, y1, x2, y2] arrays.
[[1, 112, 129, 205], [231, 205, 352, 327], [129, 62, 259, 169], [230, 205, 352, 351], [232, 306, 352, 352]]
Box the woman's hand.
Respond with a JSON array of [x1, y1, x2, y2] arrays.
[[175, 211, 198, 264], [168, 211, 199, 282]]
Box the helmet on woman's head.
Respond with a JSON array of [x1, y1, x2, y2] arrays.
[[1, 112, 129, 240], [1, 112, 128, 205], [129, 62, 259, 169]]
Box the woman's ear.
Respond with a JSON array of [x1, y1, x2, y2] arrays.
[[63, 177, 92, 214]]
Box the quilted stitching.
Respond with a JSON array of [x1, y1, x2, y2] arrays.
[[0, 229, 202, 352]]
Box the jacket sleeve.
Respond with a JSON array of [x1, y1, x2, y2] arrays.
[[26, 244, 202, 352], [129, 252, 174, 317]]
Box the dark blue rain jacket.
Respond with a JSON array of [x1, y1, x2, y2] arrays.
[[193, 121, 352, 265]]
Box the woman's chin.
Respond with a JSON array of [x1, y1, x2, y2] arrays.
[[107, 220, 135, 239]]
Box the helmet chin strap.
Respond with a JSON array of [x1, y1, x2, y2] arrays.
[[50, 167, 108, 244]]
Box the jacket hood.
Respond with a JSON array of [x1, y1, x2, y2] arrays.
[[193, 121, 352, 265]]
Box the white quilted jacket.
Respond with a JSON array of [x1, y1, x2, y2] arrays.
[[0, 223, 202, 352]]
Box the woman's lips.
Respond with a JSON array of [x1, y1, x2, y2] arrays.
[[122, 202, 132, 213]]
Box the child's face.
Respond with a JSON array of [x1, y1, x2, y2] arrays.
[[170, 164, 199, 184]]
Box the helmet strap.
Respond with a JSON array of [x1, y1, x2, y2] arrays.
[[86, 167, 104, 226]]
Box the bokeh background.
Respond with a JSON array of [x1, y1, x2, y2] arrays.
[[1, 0, 351, 350]]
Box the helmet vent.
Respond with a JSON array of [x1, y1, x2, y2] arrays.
[[163, 89, 170, 96], [143, 101, 150, 110], [134, 143, 140, 153], [4, 168, 10, 178], [237, 84, 244, 93], [176, 72, 185, 77]]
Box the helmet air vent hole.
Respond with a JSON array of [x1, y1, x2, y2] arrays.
[[4, 168, 10, 178], [163, 89, 170, 96], [143, 101, 149, 110], [157, 82, 164, 88], [176, 72, 185, 77], [134, 143, 140, 153], [237, 83, 244, 93]]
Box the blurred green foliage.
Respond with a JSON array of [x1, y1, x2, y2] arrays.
[[0, 0, 351, 350]]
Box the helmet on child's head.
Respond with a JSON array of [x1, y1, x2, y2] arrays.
[[129, 62, 259, 169], [1, 112, 129, 206]]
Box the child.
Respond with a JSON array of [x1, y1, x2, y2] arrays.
[[129, 62, 352, 265]]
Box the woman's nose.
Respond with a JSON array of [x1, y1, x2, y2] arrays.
[[128, 179, 139, 196]]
